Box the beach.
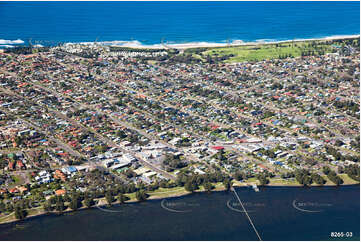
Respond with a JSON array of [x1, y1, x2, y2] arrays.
[[63, 35, 361, 50], [114, 35, 361, 49]]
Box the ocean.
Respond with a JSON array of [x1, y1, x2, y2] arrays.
[[0, 186, 359, 241], [0, 1, 359, 48]]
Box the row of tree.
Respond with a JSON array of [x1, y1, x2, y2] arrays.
[[344, 165, 360, 181], [176, 171, 232, 193], [295, 169, 326, 186], [323, 166, 344, 185]]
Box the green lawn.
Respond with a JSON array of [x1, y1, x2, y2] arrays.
[[269, 178, 299, 186], [244, 177, 258, 183], [0, 207, 44, 224], [200, 40, 338, 63], [148, 187, 186, 196], [10, 175, 23, 187], [0, 212, 14, 223], [338, 174, 359, 185]]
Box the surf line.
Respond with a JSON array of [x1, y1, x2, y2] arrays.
[[231, 186, 262, 241]]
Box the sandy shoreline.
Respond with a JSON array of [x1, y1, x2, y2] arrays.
[[2, 34, 358, 50], [94, 34, 360, 50]]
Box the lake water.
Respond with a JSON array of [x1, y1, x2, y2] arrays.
[[0, 2, 359, 47], [0, 185, 359, 241]]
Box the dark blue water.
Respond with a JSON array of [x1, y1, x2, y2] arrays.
[[0, 1, 359, 47], [0, 186, 359, 241]]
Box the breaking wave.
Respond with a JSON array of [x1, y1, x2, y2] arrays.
[[0, 39, 25, 45], [0, 34, 358, 49], [63, 34, 359, 49], [0, 45, 14, 48]]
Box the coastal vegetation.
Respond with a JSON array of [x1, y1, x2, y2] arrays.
[[4, 46, 51, 55], [3, 166, 356, 224], [105, 37, 361, 64], [135, 190, 148, 202], [344, 164, 360, 181], [5, 37, 359, 64], [185, 38, 360, 63], [256, 174, 270, 186], [14, 206, 27, 220], [0, 173, 358, 224], [222, 179, 233, 191]]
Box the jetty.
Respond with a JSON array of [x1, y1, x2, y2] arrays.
[[252, 184, 260, 192]]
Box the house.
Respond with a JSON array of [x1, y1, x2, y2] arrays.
[[169, 137, 182, 145], [9, 188, 19, 194], [122, 154, 137, 163], [75, 165, 88, 172], [143, 171, 157, 178], [0, 188, 7, 195], [134, 167, 151, 176], [238, 144, 262, 153], [67, 166, 77, 173], [194, 168, 206, 175], [18, 186, 28, 193], [246, 138, 262, 143], [8, 161, 15, 170], [258, 164, 272, 172], [55, 189, 66, 196], [103, 159, 114, 168], [54, 170, 66, 181], [110, 161, 131, 170], [16, 160, 25, 170]]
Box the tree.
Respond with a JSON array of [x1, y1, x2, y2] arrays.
[[163, 153, 187, 170], [337, 166, 344, 174], [83, 198, 95, 208], [55, 196, 65, 212], [257, 175, 269, 186], [63, 194, 71, 203], [105, 192, 113, 206], [184, 181, 194, 192], [48, 196, 57, 205], [159, 180, 168, 188], [5, 202, 14, 213], [327, 171, 344, 185], [118, 194, 127, 204], [0, 201, 6, 213], [216, 172, 225, 182], [311, 173, 326, 185], [233, 171, 245, 181], [43, 200, 52, 212], [303, 175, 312, 186], [223, 179, 233, 191], [335, 140, 344, 147], [14, 206, 27, 220], [116, 130, 127, 138], [135, 190, 148, 202], [176, 173, 187, 187], [322, 166, 331, 175], [295, 169, 313, 186], [345, 165, 360, 181], [203, 182, 214, 193], [69, 195, 81, 211]]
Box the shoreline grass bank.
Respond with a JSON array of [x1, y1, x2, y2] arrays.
[[0, 180, 358, 226]]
